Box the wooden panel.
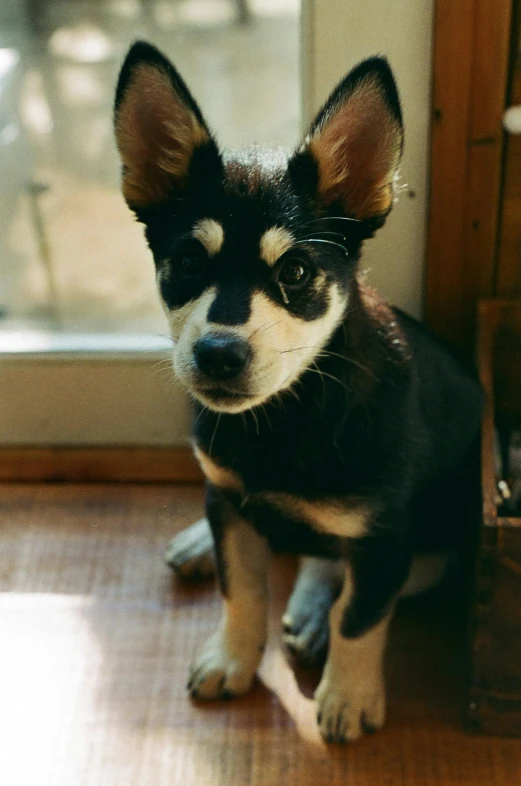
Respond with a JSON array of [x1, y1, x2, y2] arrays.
[[424, 0, 475, 347], [497, 50, 521, 295], [477, 301, 498, 529], [0, 447, 202, 483], [1, 482, 521, 784], [425, 0, 514, 354], [489, 300, 521, 417], [470, 300, 521, 735], [470, 524, 521, 735]]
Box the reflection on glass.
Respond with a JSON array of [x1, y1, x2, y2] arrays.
[[0, 0, 299, 334]]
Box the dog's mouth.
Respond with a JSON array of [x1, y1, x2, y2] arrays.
[[193, 384, 255, 412], [201, 386, 247, 402]]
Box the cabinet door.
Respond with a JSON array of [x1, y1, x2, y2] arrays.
[[497, 21, 521, 296]]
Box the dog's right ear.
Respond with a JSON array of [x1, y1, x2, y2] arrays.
[[289, 57, 403, 228], [114, 41, 221, 210]]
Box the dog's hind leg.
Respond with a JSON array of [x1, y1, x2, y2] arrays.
[[165, 518, 216, 580], [282, 557, 344, 667]]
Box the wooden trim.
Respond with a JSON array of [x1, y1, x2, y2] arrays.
[[425, 0, 514, 355], [0, 447, 203, 483], [498, 517, 521, 529], [477, 298, 521, 529], [496, 28, 521, 296], [477, 300, 499, 529]]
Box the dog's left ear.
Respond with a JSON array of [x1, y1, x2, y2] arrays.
[[114, 41, 220, 210], [290, 57, 403, 224]]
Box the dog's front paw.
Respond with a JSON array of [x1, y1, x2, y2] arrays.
[[315, 672, 386, 744], [188, 630, 260, 700]]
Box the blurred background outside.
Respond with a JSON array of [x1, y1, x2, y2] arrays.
[[0, 0, 300, 337]]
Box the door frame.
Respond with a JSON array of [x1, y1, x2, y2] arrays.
[[424, 0, 517, 354]]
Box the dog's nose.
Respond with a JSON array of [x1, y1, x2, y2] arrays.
[[193, 333, 251, 380]]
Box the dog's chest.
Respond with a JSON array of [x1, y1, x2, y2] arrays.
[[194, 445, 371, 546]]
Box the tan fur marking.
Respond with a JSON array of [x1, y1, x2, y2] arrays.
[[193, 219, 224, 258], [170, 285, 347, 414], [260, 493, 370, 538], [309, 76, 401, 220], [316, 568, 391, 742], [194, 446, 244, 492], [166, 287, 216, 343], [188, 512, 269, 698], [115, 65, 209, 207], [259, 227, 295, 267]]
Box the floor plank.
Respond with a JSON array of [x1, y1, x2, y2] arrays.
[[0, 483, 519, 785]]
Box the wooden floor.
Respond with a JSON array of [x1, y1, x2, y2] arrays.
[[0, 484, 520, 786]]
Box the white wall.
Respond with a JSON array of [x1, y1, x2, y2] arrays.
[[302, 0, 435, 319]]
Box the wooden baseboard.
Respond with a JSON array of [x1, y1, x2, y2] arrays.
[[0, 447, 203, 483]]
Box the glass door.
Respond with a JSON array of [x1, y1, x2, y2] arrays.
[[0, 0, 435, 448], [0, 0, 301, 445]]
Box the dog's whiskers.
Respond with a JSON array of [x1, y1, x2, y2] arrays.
[[295, 230, 346, 243], [249, 407, 260, 436], [299, 216, 361, 228], [317, 349, 378, 380], [150, 359, 177, 383], [306, 367, 350, 393], [312, 360, 327, 406], [285, 384, 302, 404], [157, 333, 176, 344], [258, 317, 290, 335], [275, 346, 315, 354], [208, 414, 221, 457], [259, 403, 273, 432], [151, 358, 173, 371], [194, 403, 210, 426], [248, 321, 271, 340], [274, 343, 377, 381], [248, 317, 290, 341], [274, 392, 288, 418], [294, 238, 349, 255]]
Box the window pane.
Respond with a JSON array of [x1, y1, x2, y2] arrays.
[[0, 0, 300, 335]]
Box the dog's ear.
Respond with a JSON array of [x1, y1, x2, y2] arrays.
[[114, 41, 220, 209], [290, 57, 403, 224]]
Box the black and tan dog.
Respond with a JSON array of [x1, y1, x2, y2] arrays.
[[114, 42, 482, 744]]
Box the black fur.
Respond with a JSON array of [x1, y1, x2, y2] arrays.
[[115, 43, 483, 646]]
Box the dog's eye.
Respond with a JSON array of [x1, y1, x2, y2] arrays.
[[180, 254, 204, 277], [278, 258, 310, 288]]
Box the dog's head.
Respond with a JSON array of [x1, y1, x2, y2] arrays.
[[114, 42, 403, 413]]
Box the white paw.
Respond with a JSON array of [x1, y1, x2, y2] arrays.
[[165, 518, 216, 580], [315, 673, 386, 743], [188, 630, 260, 699]]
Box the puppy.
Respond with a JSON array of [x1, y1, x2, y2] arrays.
[[114, 42, 482, 743]]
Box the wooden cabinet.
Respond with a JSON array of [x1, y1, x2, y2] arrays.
[[471, 301, 521, 735], [426, 1, 521, 736]]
